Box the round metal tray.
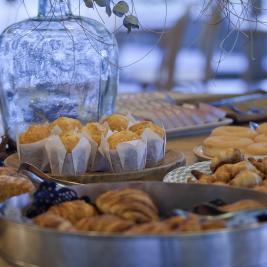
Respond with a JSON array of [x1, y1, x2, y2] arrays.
[[1, 182, 267, 267]]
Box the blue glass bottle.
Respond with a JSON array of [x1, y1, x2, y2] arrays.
[[0, 0, 118, 140]]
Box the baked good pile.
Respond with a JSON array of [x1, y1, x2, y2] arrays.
[[191, 148, 267, 192], [32, 187, 265, 235], [17, 115, 166, 175], [203, 123, 267, 157]]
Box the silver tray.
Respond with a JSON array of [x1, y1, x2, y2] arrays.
[[1, 182, 267, 267]]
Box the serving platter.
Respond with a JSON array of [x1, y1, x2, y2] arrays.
[[193, 145, 212, 161], [166, 118, 233, 138], [164, 161, 211, 183], [4, 150, 185, 184], [1, 182, 267, 267]]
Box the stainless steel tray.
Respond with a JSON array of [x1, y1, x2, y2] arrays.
[[1, 182, 267, 267]]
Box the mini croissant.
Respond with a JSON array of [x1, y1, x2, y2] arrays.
[[75, 215, 134, 233], [47, 200, 97, 224], [229, 170, 262, 188], [96, 188, 159, 223]]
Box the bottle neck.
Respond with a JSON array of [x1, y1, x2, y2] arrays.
[[38, 0, 72, 18]]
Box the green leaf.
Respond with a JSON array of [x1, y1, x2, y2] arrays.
[[94, 0, 106, 7], [84, 0, 94, 8], [123, 15, 139, 33], [113, 1, 129, 17]]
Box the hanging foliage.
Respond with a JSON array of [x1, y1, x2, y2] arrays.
[[83, 0, 139, 32]]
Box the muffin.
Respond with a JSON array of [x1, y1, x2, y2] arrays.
[[19, 124, 50, 144], [129, 121, 165, 167], [18, 124, 51, 171], [83, 122, 108, 145], [45, 132, 91, 176], [82, 123, 109, 172], [129, 121, 164, 138], [102, 114, 129, 132], [108, 130, 140, 150], [50, 117, 82, 132], [104, 130, 147, 172], [60, 132, 81, 153]]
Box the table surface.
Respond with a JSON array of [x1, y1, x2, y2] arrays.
[[0, 133, 207, 267]]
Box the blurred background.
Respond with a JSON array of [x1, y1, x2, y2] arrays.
[[1, 0, 267, 94]]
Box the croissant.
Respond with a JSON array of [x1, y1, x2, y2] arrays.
[[75, 215, 134, 233], [215, 161, 262, 183], [229, 170, 262, 188], [248, 158, 267, 176], [47, 200, 97, 224], [164, 215, 202, 233], [220, 199, 265, 212], [210, 148, 244, 172], [0, 175, 35, 202], [33, 213, 75, 231], [96, 188, 159, 223], [191, 170, 215, 184]]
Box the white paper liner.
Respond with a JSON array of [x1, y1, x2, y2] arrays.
[[101, 137, 147, 173], [45, 135, 91, 176], [141, 128, 166, 168], [17, 137, 49, 171]]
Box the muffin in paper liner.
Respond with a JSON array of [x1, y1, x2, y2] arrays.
[[81, 122, 110, 172], [45, 135, 91, 176], [17, 137, 50, 171], [141, 128, 166, 168], [101, 136, 147, 173]]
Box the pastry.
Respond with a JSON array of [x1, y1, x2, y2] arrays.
[[102, 114, 129, 132], [33, 213, 74, 231], [60, 132, 81, 153], [211, 126, 256, 139], [229, 170, 262, 187], [210, 148, 244, 172], [50, 117, 82, 132], [244, 143, 267, 156], [256, 123, 267, 135], [214, 161, 262, 183], [255, 134, 267, 143], [191, 170, 215, 184], [96, 188, 159, 223], [107, 130, 140, 150], [47, 200, 97, 224], [83, 122, 108, 145], [248, 157, 267, 175], [203, 136, 253, 157], [75, 215, 134, 233], [0, 175, 35, 202], [165, 215, 202, 232], [220, 199, 265, 212], [129, 121, 164, 138], [19, 124, 50, 144]]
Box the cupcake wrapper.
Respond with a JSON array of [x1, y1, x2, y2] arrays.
[[90, 149, 109, 172], [17, 137, 49, 171], [142, 128, 166, 168], [102, 138, 147, 173], [45, 135, 91, 176]]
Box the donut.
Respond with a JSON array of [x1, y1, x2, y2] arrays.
[[244, 143, 267, 156], [211, 126, 256, 139], [203, 136, 253, 157], [254, 134, 267, 143], [256, 123, 267, 135]]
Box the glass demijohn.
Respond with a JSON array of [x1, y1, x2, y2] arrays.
[[0, 0, 119, 140]]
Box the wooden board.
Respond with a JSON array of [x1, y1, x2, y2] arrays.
[[4, 150, 185, 184]]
